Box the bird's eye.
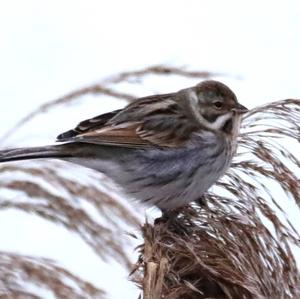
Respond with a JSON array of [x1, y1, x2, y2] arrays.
[[213, 101, 223, 109]]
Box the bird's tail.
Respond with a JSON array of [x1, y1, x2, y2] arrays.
[[0, 144, 73, 163]]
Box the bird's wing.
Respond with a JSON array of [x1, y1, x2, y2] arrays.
[[56, 93, 198, 148]]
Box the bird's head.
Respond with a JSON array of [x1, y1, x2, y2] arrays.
[[179, 80, 248, 135]]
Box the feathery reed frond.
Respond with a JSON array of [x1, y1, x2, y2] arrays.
[[0, 251, 105, 299], [0, 161, 140, 268]]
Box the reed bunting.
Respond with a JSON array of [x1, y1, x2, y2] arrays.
[[0, 80, 247, 210]]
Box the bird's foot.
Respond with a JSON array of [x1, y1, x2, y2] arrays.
[[154, 208, 191, 236]]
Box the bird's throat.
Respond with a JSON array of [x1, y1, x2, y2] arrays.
[[221, 118, 233, 134]]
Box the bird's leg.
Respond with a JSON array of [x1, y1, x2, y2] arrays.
[[154, 207, 191, 235], [154, 207, 180, 224], [196, 195, 207, 208]]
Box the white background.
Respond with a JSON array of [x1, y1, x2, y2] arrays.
[[0, 1, 300, 298]]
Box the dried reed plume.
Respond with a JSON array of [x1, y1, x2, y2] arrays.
[[0, 251, 104, 298]]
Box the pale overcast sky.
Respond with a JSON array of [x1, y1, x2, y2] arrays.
[[0, 1, 299, 298]]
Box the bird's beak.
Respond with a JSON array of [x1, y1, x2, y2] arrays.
[[232, 103, 248, 114]]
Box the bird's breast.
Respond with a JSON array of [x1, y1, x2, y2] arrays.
[[119, 133, 233, 209]]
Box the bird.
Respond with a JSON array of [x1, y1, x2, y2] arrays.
[[0, 80, 247, 210]]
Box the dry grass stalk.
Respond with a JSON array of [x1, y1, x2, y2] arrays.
[[102, 65, 218, 84]]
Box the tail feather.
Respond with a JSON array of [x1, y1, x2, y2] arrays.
[[0, 145, 72, 163]]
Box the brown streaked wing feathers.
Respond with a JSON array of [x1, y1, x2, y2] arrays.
[[75, 122, 153, 148], [72, 116, 198, 148], [57, 92, 198, 148]]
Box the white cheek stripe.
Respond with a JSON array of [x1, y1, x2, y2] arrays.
[[188, 90, 206, 123], [188, 90, 199, 104]]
